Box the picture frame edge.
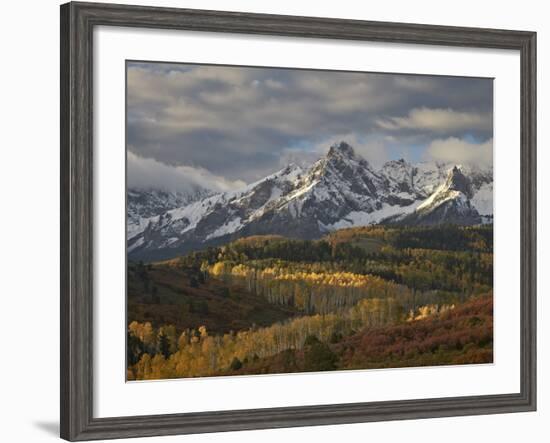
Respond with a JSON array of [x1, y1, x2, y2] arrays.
[[60, 2, 537, 441]]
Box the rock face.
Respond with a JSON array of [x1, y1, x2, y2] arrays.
[[390, 166, 482, 226], [128, 142, 493, 261]]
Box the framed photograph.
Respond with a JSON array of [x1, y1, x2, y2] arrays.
[[60, 1, 536, 440]]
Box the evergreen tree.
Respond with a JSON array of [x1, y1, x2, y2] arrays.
[[158, 332, 170, 359], [303, 335, 338, 372], [230, 357, 242, 371], [127, 331, 143, 366]]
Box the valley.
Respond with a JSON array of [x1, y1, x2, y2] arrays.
[[127, 225, 493, 380]]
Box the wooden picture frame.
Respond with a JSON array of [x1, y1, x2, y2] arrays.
[[60, 2, 536, 440]]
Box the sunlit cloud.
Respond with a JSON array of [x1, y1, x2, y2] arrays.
[[376, 107, 492, 133], [425, 137, 493, 166]]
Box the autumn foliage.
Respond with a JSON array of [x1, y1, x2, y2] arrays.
[[127, 225, 493, 380]]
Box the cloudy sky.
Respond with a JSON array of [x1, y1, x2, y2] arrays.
[[127, 61, 493, 193]]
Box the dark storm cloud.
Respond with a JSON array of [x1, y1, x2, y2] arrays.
[[127, 61, 493, 187]]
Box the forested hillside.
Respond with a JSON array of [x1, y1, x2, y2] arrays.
[[127, 225, 493, 380]]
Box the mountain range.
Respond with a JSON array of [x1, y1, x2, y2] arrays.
[[127, 187, 212, 240], [128, 142, 493, 261]]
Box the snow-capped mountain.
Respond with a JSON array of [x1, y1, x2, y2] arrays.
[[389, 166, 482, 226], [381, 159, 449, 197], [128, 142, 493, 260], [127, 187, 212, 239]]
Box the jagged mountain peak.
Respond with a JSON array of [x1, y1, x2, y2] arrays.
[[389, 164, 481, 227], [416, 165, 473, 214], [307, 141, 387, 202], [321, 141, 377, 176], [327, 141, 356, 159], [444, 166, 473, 198]]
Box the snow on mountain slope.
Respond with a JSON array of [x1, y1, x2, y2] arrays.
[[322, 200, 423, 231], [127, 142, 493, 260], [381, 159, 492, 216], [391, 166, 482, 226], [127, 163, 305, 256], [127, 187, 212, 239]]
